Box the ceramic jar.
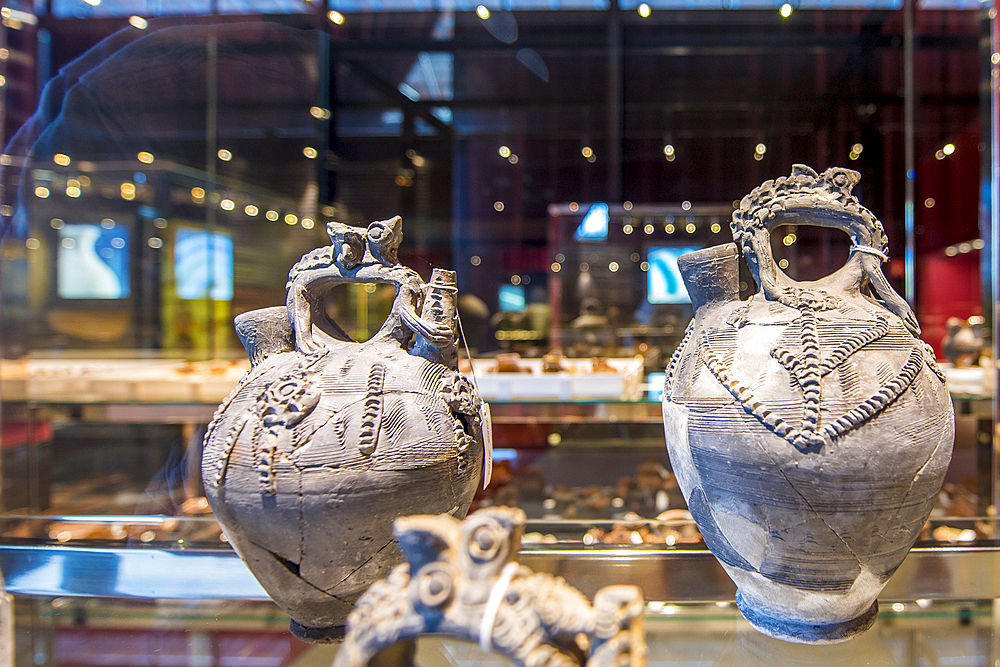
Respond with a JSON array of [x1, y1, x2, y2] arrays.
[[202, 216, 486, 642], [663, 165, 953, 643]]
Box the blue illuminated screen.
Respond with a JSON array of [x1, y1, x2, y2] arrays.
[[175, 227, 234, 300], [647, 246, 699, 304], [573, 203, 609, 242], [57, 223, 130, 299], [498, 284, 526, 312]]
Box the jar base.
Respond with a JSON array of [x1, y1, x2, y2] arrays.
[[290, 620, 347, 644], [736, 592, 878, 645]]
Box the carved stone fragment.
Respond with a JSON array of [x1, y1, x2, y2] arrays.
[[334, 507, 646, 667], [202, 217, 486, 642], [663, 166, 954, 643]]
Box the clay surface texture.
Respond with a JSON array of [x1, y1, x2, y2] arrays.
[[334, 507, 646, 667], [202, 216, 485, 641], [663, 166, 954, 643]]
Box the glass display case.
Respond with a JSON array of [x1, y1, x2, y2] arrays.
[[0, 0, 997, 664]]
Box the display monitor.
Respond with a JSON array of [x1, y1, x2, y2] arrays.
[[57, 223, 130, 299], [174, 227, 234, 300], [647, 246, 699, 304], [498, 284, 526, 312]]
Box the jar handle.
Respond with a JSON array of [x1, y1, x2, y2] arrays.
[[285, 217, 458, 355], [732, 165, 918, 335], [285, 218, 399, 354]]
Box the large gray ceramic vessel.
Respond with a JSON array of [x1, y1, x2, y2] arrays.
[[202, 216, 485, 642], [662, 165, 953, 644]]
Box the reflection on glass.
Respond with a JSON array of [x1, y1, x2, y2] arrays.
[[712, 620, 900, 666], [618, 0, 902, 7], [50, 0, 319, 17], [401, 53, 454, 101], [327, 0, 608, 10]]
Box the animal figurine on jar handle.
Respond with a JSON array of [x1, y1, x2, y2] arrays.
[[286, 216, 455, 358]]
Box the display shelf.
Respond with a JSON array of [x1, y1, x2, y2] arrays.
[[20, 399, 669, 426], [1, 359, 992, 557], [0, 530, 997, 603], [12, 395, 988, 425], [5, 357, 988, 413]]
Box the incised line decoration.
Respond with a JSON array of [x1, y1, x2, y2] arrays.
[[699, 299, 925, 453]]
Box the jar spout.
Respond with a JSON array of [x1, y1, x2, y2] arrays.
[[411, 268, 459, 369], [677, 243, 741, 318], [235, 306, 296, 367]]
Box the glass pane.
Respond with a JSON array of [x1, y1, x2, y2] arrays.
[[0, 0, 993, 561]]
